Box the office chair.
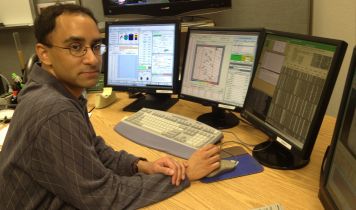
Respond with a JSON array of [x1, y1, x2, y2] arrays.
[[23, 53, 38, 83]]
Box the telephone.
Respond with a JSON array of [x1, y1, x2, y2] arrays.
[[95, 87, 117, 109]]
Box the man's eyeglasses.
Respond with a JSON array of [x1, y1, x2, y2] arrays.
[[45, 43, 107, 57]]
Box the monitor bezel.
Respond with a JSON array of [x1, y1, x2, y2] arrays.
[[241, 29, 348, 165], [179, 27, 265, 113], [103, 19, 181, 95], [102, 0, 232, 17], [318, 46, 356, 210]]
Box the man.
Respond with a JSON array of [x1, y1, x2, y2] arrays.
[[0, 4, 220, 210]]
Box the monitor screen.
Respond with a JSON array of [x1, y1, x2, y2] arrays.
[[319, 46, 356, 210], [180, 28, 263, 129], [104, 20, 180, 111], [102, 0, 232, 17], [241, 30, 347, 169]]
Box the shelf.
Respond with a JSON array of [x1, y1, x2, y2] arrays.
[[0, 23, 33, 30], [181, 19, 214, 32]]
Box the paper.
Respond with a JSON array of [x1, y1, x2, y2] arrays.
[[0, 0, 33, 25], [102, 87, 112, 97], [0, 124, 9, 151]]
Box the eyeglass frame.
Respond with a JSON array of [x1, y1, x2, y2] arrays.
[[43, 42, 107, 57]]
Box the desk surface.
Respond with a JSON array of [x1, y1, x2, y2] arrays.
[[88, 92, 334, 210]]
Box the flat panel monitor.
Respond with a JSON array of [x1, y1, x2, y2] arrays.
[[180, 27, 263, 129], [241, 30, 347, 169], [319, 46, 356, 210], [102, 0, 232, 17], [104, 20, 180, 111]]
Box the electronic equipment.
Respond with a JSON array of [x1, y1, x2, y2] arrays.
[[318, 46, 356, 210], [102, 0, 232, 18], [114, 108, 223, 159], [104, 20, 180, 112], [180, 27, 263, 129], [241, 30, 347, 169], [95, 88, 117, 109]]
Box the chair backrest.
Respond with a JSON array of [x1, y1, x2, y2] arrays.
[[23, 53, 38, 83]]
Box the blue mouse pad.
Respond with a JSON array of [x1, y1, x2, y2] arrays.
[[201, 153, 264, 183]]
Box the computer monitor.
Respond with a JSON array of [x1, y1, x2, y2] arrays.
[[104, 20, 180, 112], [241, 30, 347, 169], [102, 0, 232, 17], [319, 46, 356, 210], [180, 27, 263, 129]]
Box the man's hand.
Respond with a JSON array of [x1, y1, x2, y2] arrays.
[[137, 157, 186, 186], [186, 144, 220, 181]]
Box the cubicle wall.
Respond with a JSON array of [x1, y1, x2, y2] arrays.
[[0, 0, 311, 91], [204, 0, 311, 35], [79, 0, 311, 34]]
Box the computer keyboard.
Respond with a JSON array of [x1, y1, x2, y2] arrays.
[[114, 108, 223, 159]]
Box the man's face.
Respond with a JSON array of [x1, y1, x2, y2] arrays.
[[41, 13, 102, 97]]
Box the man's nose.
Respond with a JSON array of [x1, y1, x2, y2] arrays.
[[83, 48, 100, 65]]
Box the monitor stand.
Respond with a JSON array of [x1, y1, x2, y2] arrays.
[[123, 93, 178, 112], [252, 140, 310, 170], [197, 106, 239, 129]]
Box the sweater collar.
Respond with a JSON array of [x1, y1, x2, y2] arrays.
[[26, 63, 87, 105]]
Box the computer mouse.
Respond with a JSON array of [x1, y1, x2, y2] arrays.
[[206, 159, 238, 178]]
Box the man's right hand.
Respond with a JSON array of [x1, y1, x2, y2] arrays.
[[186, 144, 221, 181]]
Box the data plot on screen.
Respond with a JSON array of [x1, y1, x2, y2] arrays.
[[192, 45, 224, 85], [104, 20, 180, 111], [180, 28, 261, 128]]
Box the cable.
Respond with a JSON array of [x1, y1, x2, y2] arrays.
[[221, 130, 258, 147], [0, 104, 17, 109], [220, 130, 274, 153], [224, 110, 257, 129], [252, 140, 274, 152], [236, 115, 256, 128], [220, 112, 275, 153], [88, 106, 95, 113]]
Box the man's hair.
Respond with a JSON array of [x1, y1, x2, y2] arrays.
[[34, 4, 97, 45]]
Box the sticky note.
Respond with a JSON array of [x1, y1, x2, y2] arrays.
[[102, 87, 112, 96]]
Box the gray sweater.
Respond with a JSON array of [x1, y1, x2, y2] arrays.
[[0, 64, 189, 210]]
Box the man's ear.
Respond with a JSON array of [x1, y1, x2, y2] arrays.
[[35, 43, 52, 66]]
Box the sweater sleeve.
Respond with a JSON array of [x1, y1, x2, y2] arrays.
[[93, 135, 139, 176], [31, 110, 190, 210]]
